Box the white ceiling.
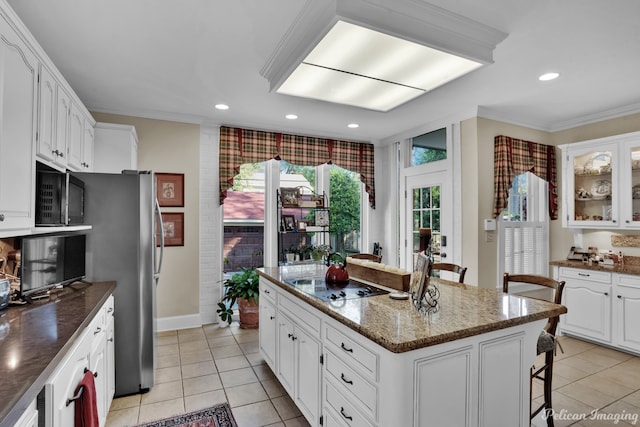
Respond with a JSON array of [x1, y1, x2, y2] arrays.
[[7, 0, 640, 144]]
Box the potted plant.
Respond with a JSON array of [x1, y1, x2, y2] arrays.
[[217, 267, 260, 329], [311, 244, 331, 261]]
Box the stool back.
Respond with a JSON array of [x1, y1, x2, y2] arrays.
[[431, 263, 467, 283]]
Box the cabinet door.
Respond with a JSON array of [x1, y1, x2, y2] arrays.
[[616, 284, 640, 353], [47, 347, 90, 427], [277, 312, 296, 395], [106, 313, 115, 410], [82, 119, 94, 171], [54, 86, 71, 169], [0, 15, 38, 231], [36, 64, 56, 164], [565, 143, 617, 228], [67, 102, 84, 170], [259, 297, 277, 370], [295, 326, 322, 426], [90, 331, 107, 426], [621, 139, 640, 227], [561, 279, 612, 342]]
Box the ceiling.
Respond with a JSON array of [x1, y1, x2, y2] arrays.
[[7, 0, 640, 144]]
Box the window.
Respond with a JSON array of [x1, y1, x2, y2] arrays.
[[329, 165, 361, 255], [411, 128, 447, 166], [498, 172, 549, 280], [412, 185, 441, 266]]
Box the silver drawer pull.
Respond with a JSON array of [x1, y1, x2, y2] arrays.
[[340, 373, 353, 385]]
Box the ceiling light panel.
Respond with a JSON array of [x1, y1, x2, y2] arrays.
[[277, 21, 483, 111]]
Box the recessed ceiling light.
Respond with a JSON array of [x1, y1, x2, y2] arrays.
[[347, 123, 359, 129], [215, 104, 230, 110], [538, 72, 559, 81], [285, 114, 298, 120]]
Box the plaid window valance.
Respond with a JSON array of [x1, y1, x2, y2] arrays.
[[219, 126, 376, 208], [493, 135, 558, 220]]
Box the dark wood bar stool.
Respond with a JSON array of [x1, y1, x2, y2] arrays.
[[502, 273, 565, 427], [431, 263, 467, 283]]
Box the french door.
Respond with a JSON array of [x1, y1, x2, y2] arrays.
[[403, 171, 453, 273]]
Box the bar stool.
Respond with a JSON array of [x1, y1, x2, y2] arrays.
[[431, 263, 467, 283], [502, 273, 565, 427]]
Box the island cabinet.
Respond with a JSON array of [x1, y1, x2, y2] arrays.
[[555, 265, 640, 355], [257, 267, 564, 427]]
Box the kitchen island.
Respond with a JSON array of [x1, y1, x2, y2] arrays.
[[257, 264, 566, 427]]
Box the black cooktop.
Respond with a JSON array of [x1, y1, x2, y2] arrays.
[[284, 277, 389, 302]]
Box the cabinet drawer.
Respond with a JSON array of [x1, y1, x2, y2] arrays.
[[260, 278, 277, 303], [618, 274, 640, 288], [104, 295, 115, 318], [325, 324, 379, 381], [325, 380, 374, 427], [325, 350, 377, 420], [559, 267, 611, 283], [279, 292, 321, 337]]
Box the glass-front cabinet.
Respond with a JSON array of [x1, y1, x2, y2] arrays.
[[561, 131, 640, 229]]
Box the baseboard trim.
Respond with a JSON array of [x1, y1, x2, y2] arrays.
[[157, 314, 203, 332]]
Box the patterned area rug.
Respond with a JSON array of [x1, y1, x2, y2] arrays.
[[135, 404, 238, 427]]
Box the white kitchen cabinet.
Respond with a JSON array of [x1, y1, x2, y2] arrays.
[[614, 275, 640, 353], [561, 131, 640, 229], [259, 296, 277, 370], [277, 309, 322, 425], [36, 64, 57, 164], [105, 303, 115, 412], [0, 12, 38, 232], [44, 295, 114, 427], [559, 267, 612, 343], [93, 122, 138, 173], [67, 103, 93, 172], [53, 87, 71, 170]]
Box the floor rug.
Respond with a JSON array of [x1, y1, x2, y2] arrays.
[[135, 403, 238, 427]]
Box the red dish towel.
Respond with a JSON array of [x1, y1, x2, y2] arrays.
[[74, 369, 99, 427]]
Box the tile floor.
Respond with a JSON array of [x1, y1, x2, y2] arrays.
[[105, 324, 640, 427]]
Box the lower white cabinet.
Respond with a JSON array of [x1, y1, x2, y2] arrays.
[[258, 294, 277, 369], [557, 266, 640, 354], [559, 267, 612, 342], [44, 295, 115, 427]]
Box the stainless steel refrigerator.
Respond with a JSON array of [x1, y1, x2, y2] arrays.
[[77, 170, 164, 397]]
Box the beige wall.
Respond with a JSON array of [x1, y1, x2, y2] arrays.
[[461, 117, 553, 288], [92, 112, 201, 319]]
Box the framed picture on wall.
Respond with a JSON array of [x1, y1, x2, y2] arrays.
[[158, 212, 184, 246], [156, 173, 184, 207]]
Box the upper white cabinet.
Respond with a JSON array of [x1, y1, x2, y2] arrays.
[[561, 131, 640, 229], [93, 122, 138, 173], [67, 102, 94, 172], [0, 11, 38, 231], [36, 64, 57, 164]]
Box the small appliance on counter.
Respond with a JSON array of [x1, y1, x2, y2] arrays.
[[567, 246, 589, 261]]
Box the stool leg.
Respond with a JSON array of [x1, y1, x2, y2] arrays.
[[544, 350, 554, 427]]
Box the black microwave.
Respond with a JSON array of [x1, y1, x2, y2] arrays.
[[35, 169, 85, 225]]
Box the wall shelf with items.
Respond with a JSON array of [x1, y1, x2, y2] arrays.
[[277, 188, 329, 265], [561, 131, 640, 229]]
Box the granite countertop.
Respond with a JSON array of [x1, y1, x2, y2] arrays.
[[258, 265, 566, 354], [0, 281, 116, 427], [550, 259, 640, 275]]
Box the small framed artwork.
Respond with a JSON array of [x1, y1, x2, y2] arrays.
[[282, 215, 296, 231], [297, 220, 307, 231], [280, 187, 300, 207], [156, 173, 184, 207], [158, 212, 184, 246]]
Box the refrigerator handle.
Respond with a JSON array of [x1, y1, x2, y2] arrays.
[[154, 198, 165, 284]]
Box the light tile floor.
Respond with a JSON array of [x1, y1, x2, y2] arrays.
[[106, 325, 640, 427]]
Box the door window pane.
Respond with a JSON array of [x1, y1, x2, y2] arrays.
[[412, 184, 441, 263], [411, 128, 447, 166]]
